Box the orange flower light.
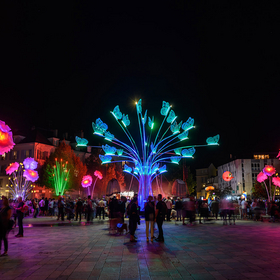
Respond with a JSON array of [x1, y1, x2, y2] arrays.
[[205, 186, 215, 192], [263, 165, 276, 176], [223, 171, 234, 182]]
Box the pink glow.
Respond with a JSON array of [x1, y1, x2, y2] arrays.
[[81, 175, 93, 188], [222, 171, 234, 182], [23, 169, 39, 182], [6, 162, 19, 175], [0, 120, 15, 155], [277, 151, 280, 159], [23, 157, 38, 170], [263, 165, 276, 176], [94, 170, 103, 180], [273, 177, 280, 187], [257, 171, 268, 183]]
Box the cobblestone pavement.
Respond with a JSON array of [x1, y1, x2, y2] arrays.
[[1, 216, 280, 280]]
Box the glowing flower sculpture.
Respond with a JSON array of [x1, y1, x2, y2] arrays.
[[90, 170, 103, 197], [23, 169, 39, 182], [23, 157, 38, 170], [81, 175, 93, 195], [53, 158, 70, 196], [6, 162, 19, 175], [6, 159, 39, 199], [263, 165, 276, 176], [257, 172, 267, 183], [272, 177, 280, 188], [85, 99, 219, 209], [0, 120, 15, 155]]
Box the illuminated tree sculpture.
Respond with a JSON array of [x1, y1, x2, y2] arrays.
[[6, 158, 39, 199], [53, 158, 70, 196], [79, 100, 219, 209]]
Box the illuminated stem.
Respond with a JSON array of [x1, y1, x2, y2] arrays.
[[263, 181, 270, 202], [154, 106, 171, 144]]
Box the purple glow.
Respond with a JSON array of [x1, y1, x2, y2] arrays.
[[23, 169, 39, 182], [23, 157, 38, 170], [263, 165, 276, 176], [0, 120, 15, 155]]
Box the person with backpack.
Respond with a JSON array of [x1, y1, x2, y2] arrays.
[[155, 194, 167, 242], [144, 196, 155, 242]]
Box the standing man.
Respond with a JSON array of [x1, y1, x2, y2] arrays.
[[155, 194, 167, 242], [15, 196, 24, 237], [87, 196, 93, 222], [75, 197, 83, 222], [98, 198, 105, 220], [165, 197, 172, 221]]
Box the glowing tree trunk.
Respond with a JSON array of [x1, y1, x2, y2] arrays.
[[84, 99, 219, 210]]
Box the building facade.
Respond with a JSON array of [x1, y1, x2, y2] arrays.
[[0, 129, 91, 199], [217, 155, 280, 198]]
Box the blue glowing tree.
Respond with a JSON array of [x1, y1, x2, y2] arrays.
[[78, 100, 219, 209]]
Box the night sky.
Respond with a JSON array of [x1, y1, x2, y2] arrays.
[[1, 2, 279, 169]]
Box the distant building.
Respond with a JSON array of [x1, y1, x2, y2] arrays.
[[196, 163, 217, 198], [217, 153, 280, 198], [0, 128, 91, 199]]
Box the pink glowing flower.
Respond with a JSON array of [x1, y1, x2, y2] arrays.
[[23, 157, 38, 170], [263, 165, 276, 176], [94, 170, 103, 180], [81, 175, 93, 188], [257, 171, 268, 183], [277, 150, 280, 159], [23, 169, 39, 182], [273, 177, 280, 188], [0, 120, 15, 155], [6, 162, 19, 175]]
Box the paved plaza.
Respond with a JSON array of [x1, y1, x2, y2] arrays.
[[1, 217, 280, 280]]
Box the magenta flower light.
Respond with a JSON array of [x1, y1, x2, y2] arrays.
[[81, 175, 93, 188], [257, 171, 268, 183], [273, 177, 280, 188], [6, 162, 19, 175], [23, 157, 38, 170], [0, 120, 15, 155], [263, 165, 276, 176], [23, 169, 39, 182], [94, 170, 103, 180]]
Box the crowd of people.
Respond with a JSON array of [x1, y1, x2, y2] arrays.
[[1, 193, 280, 256]]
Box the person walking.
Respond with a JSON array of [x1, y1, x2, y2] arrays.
[[144, 196, 155, 242], [15, 197, 24, 237], [87, 196, 93, 222], [175, 197, 182, 221], [75, 198, 83, 222], [155, 194, 167, 242], [98, 198, 105, 220], [57, 197, 65, 221], [165, 197, 172, 221], [128, 197, 139, 242], [0, 196, 12, 256]]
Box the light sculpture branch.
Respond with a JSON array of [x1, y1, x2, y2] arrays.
[[53, 158, 70, 196], [5, 158, 39, 199], [82, 99, 219, 209]]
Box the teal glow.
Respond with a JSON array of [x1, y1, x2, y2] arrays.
[[151, 163, 159, 175], [159, 165, 167, 174], [178, 131, 189, 141], [122, 114, 130, 127], [182, 147, 196, 158], [206, 134, 220, 145], [171, 121, 182, 134], [117, 149, 124, 156], [105, 131, 114, 141], [182, 117, 194, 131], [102, 144, 117, 155], [161, 101, 170, 116], [174, 148, 181, 155], [92, 118, 108, 135], [99, 155, 112, 164], [148, 116, 154, 129], [171, 156, 182, 164], [75, 136, 88, 147], [136, 99, 142, 114], [151, 142, 157, 154], [112, 105, 122, 120], [124, 164, 132, 173], [142, 110, 147, 125], [167, 110, 177, 124]]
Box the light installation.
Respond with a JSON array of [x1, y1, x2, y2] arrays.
[[5, 158, 39, 199], [81, 175, 93, 195], [81, 100, 219, 209], [257, 165, 279, 201], [0, 120, 15, 155], [91, 170, 103, 198], [222, 171, 234, 182], [53, 158, 70, 196]]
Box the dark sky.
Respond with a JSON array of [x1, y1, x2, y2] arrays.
[[1, 2, 279, 169]]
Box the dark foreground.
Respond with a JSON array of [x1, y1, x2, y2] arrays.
[[1, 217, 280, 280]]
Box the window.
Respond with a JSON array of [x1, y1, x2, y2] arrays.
[[13, 151, 18, 160], [1, 153, 6, 160]]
